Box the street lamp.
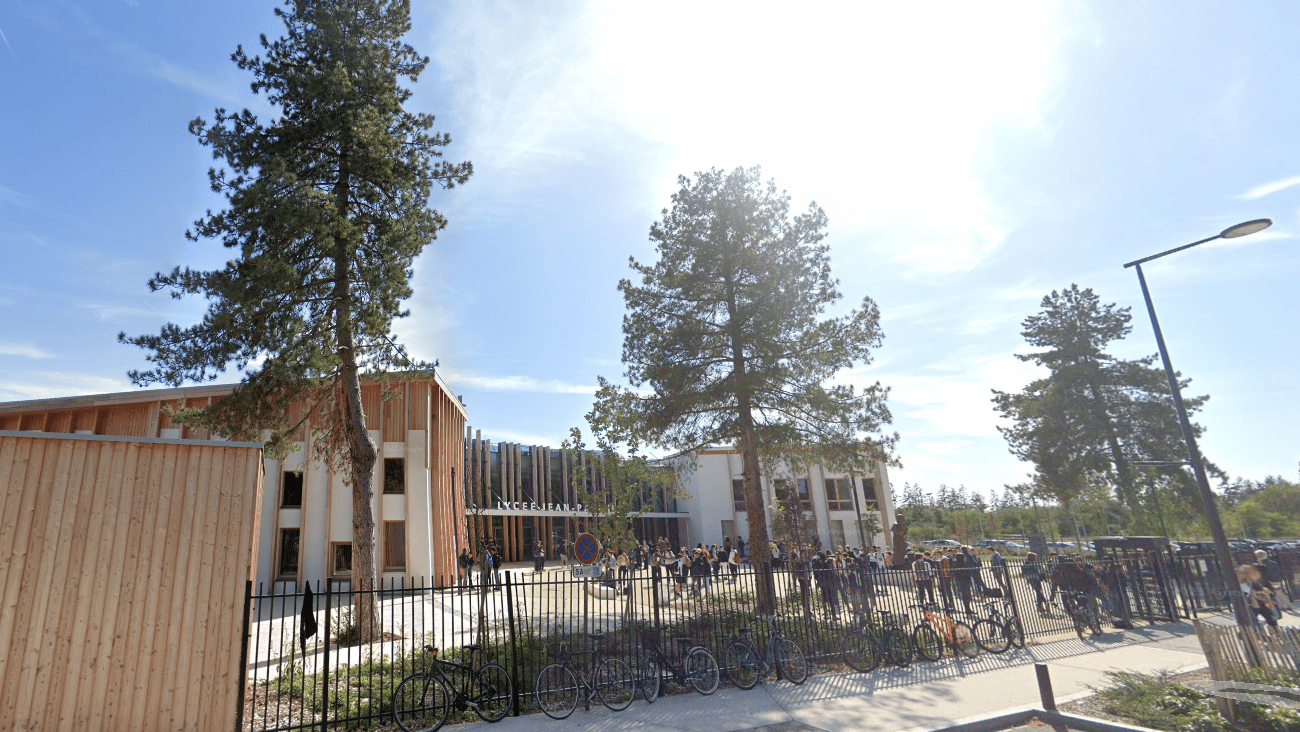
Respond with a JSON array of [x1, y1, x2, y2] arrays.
[[1123, 218, 1272, 629]]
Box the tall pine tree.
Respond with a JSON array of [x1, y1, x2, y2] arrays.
[[992, 285, 1213, 525], [121, 0, 470, 637], [595, 166, 896, 612]]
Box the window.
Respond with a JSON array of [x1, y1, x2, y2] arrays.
[[863, 478, 878, 508], [331, 543, 353, 577], [278, 528, 300, 577], [825, 478, 854, 511], [796, 479, 812, 509], [281, 471, 303, 508], [721, 520, 735, 544], [383, 458, 405, 494], [773, 479, 791, 505], [732, 479, 746, 511], [384, 521, 407, 570], [831, 520, 846, 549]]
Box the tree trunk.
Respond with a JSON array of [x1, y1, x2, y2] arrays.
[[334, 153, 382, 643], [738, 395, 777, 613], [1084, 370, 1138, 509]]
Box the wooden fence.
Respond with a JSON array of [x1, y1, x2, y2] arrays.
[[0, 431, 263, 732]]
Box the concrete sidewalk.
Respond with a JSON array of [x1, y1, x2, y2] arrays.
[[466, 623, 1212, 732]]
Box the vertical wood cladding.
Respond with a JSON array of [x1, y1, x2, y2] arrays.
[[0, 432, 263, 732], [0, 373, 468, 589]]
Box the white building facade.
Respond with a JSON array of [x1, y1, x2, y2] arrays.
[[671, 447, 895, 552]]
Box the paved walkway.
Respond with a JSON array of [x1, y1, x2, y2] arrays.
[[463, 621, 1216, 732]]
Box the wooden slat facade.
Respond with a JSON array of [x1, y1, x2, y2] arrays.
[[0, 431, 263, 732], [0, 372, 469, 590]]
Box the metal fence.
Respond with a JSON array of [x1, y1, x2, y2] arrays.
[[238, 549, 1283, 731]]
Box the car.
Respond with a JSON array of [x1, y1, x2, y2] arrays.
[[1005, 541, 1028, 550], [920, 539, 961, 548]]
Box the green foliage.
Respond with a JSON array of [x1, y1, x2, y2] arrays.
[[120, 0, 470, 622], [594, 166, 895, 609], [992, 285, 1217, 522], [1093, 671, 1229, 732]]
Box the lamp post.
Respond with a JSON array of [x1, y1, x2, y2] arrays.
[[1123, 218, 1271, 629]]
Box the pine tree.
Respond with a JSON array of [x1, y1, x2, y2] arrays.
[[121, 0, 470, 638], [595, 166, 895, 612], [992, 285, 1213, 523]]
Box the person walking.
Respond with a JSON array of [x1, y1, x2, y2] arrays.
[[728, 544, 740, 582], [937, 550, 956, 610], [1237, 560, 1280, 631], [990, 547, 1011, 596], [457, 547, 474, 593], [532, 539, 546, 574]]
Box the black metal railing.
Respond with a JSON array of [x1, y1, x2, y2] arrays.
[[239, 547, 1287, 731]]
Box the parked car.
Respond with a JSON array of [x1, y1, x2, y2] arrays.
[[921, 539, 961, 548]]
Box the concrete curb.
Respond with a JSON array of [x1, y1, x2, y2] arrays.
[[923, 707, 1166, 732]]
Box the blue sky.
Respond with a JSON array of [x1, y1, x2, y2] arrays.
[[2, 1, 1298, 500]]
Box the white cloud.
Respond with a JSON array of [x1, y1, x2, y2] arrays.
[[1235, 175, 1300, 200], [432, 1, 1072, 276], [441, 369, 595, 395], [0, 372, 131, 401], [0, 343, 54, 359]]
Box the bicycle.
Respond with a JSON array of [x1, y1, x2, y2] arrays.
[[392, 643, 513, 732], [910, 603, 979, 661], [533, 633, 637, 719], [842, 608, 910, 672], [1061, 590, 1103, 639], [722, 615, 809, 689], [971, 599, 1022, 654], [638, 629, 719, 702]]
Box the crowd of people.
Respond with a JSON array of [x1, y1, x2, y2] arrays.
[[453, 535, 1293, 633]]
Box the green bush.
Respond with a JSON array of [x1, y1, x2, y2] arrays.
[[1093, 671, 1228, 732]]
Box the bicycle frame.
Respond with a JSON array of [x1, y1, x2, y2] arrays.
[[922, 607, 961, 644]]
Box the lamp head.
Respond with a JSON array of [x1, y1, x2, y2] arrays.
[[1220, 219, 1272, 239]]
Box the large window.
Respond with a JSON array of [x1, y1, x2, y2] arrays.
[[281, 471, 303, 507], [331, 542, 353, 577], [721, 520, 735, 544], [383, 458, 405, 494], [278, 528, 300, 577], [796, 479, 812, 509], [830, 520, 846, 549], [384, 521, 407, 570], [863, 477, 878, 507], [825, 478, 854, 511], [731, 479, 746, 511], [773, 479, 791, 505]]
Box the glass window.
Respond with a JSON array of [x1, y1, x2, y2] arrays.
[[796, 478, 812, 509], [383, 458, 405, 494], [331, 543, 352, 577], [825, 478, 854, 511], [863, 477, 878, 507], [732, 479, 746, 511], [384, 521, 406, 570], [281, 471, 303, 507], [773, 479, 791, 504], [278, 528, 300, 577], [831, 520, 846, 548], [721, 520, 735, 544]]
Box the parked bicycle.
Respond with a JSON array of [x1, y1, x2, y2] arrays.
[[842, 608, 911, 672], [910, 603, 979, 661], [392, 643, 513, 732], [1061, 590, 1103, 639], [970, 599, 1022, 654], [534, 633, 637, 719], [638, 629, 719, 701], [722, 615, 809, 689]]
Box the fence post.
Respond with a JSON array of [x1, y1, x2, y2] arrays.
[[321, 579, 330, 732], [1035, 663, 1056, 710], [505, 573, 520, 717], [234, 579, 252, 732], [652, 571, 661, 628]]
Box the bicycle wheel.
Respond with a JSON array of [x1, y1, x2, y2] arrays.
[[684, 647, 720, 694], [723, 638, 760, 690], [393, 673, 451, 732], [972, 619, 1010, 654], [1007, 617, 1025, 649], [596, 657, 637, 711], [911, 625, 943, 662], [951, 620, 980, 658], [775, 638, 808, 685], [842, 629, 881, 673], [883, 628, 912, 667], [471, 663, 513, 722], [534, 663, 579, 720], [640, 656, 661, 703]]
